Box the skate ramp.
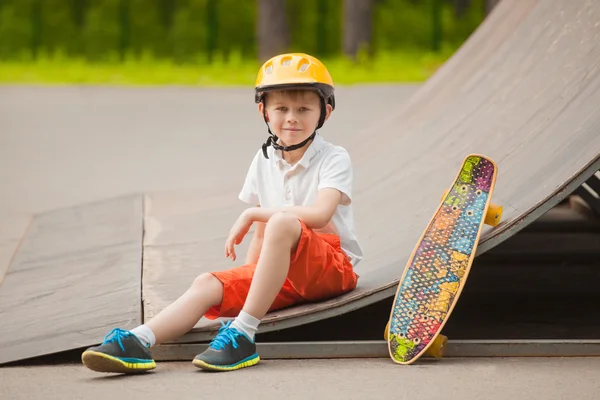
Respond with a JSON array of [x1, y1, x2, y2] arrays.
[[150, 0, 600, 342], [1, 0, 600, 364], [0, 197, 144, 364]]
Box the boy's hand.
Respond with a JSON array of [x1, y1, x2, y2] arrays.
[[225, 209, 254, 261]]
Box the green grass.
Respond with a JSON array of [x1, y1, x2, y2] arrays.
[[0, 49, 457, 86]]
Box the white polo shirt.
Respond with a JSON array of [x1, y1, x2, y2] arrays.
[[238, 133, 364, 268]]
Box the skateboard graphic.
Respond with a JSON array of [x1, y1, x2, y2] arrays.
[[385, 154, 502, 364]]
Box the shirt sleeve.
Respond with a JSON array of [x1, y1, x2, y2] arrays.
[[238, 150, 261, 206], [318, 149, 353, 206]]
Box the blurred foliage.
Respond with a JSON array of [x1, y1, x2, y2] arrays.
[[0, 0, 486, 63], [373, 0, 486, 52], [0, 48, 455, 84]]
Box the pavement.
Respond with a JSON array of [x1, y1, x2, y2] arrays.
[[2, 357, 599, 399]]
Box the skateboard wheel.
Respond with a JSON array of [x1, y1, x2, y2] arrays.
[[441, 189, 449, 202], [384, 320, 390, 341], [385, 319, 448, 359], [426, 334, 448, 358], [485, 203, 503, 227]]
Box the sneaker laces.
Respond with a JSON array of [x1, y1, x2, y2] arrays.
[[102, 328, 133, 352], [209, 321, 242, 350]]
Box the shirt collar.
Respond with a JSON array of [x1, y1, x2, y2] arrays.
[[273, 133, 325, 169]]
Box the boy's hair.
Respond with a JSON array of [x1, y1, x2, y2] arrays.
[[262, 88, 321, 105]]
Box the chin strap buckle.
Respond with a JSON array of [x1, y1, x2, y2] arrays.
[[261, 131, 316, 159]]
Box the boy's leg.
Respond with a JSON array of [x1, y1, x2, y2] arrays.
[[81, 273, 224, 374], [192, 212, 303, 371], [145, 273, 224, 345], [241, 211, 302, 319]]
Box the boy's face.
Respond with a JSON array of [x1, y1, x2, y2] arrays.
[[259, 90, 332, 147]]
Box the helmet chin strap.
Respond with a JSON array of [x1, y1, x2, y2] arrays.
[[261, 97, 326, 159], [261, 125, 316, 159]]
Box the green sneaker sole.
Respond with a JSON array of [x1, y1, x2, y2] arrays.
[[82, 350, 156, 373], [192, 354, 260, 372]]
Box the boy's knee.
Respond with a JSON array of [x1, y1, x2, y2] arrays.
[[265, 211, 301, 241], [190, 273, 224, 305], [191, 273, 222, 292]]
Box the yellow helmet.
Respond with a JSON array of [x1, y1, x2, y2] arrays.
[[254, 53, 335, 110]]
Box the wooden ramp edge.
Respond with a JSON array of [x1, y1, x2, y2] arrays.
[[0, 195, 144, 365]]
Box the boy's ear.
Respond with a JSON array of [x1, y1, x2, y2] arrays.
[[258, 102, 269, 121], [324, 104, 333, 121]]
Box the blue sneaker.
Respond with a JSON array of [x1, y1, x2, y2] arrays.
[[192, 321, 260, 371], [81, 328, 156, 373]]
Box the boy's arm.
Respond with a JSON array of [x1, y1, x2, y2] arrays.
[[245, 220, 265, 264], [245, 188, 342, 230]]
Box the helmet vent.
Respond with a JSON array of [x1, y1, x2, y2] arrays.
[[282, 58, 292, 66], [265, 64, 273, 74], [299, 62, 309, 72]]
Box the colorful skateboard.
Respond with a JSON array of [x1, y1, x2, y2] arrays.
[[385, 154, 502, 364]]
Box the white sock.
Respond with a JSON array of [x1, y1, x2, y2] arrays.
[[230, 311, 261, 341], [130, 325, 156, 348]]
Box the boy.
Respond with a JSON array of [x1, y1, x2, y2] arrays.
[[81, 53, 363, 373]]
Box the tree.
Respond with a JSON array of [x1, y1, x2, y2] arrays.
[[485, 0, 500, 15], [342, 0, 374, 60], [454, 0, 470, 20], [257, 0, 289, 62]]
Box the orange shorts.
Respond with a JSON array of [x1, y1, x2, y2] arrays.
[[204, 220, 358, 320]]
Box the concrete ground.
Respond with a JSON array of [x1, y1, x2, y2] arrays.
[[2, 358, 599, 399]]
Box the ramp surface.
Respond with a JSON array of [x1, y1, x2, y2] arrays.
[[0, 196, 144, 364], [0, 214, 31, 287]]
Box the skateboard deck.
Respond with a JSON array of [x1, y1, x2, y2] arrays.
[[387, 154, 501, 364]]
